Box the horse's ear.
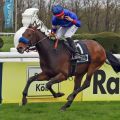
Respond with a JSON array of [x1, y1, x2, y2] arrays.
[[28, 24, 31, 27], [33, 21, 38, 28], [29, 24, 34, 28]]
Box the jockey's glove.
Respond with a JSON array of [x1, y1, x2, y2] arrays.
[[49, 32, 57, 38]]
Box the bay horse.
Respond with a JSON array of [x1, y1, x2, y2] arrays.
[[17, 24, 120, 111]]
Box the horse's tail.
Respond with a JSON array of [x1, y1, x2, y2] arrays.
[[106, 52, 120, 73]]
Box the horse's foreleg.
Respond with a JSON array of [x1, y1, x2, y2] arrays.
[[60, 75, 84, 111], [46, 73, 66, 98], [22, 72, 49, 105]]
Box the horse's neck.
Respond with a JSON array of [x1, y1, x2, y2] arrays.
[[36, 32, 52, 58], [32, 16, 52, 52], [35, 33, 70, 70], [36, 32, 66, 62]]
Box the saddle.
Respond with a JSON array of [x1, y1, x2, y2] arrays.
[[64, 40, 91, 76], [52, 38, 91, 76], [64, 40, 90, 63]]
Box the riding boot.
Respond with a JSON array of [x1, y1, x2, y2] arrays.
[[66, 37, 80, 60]]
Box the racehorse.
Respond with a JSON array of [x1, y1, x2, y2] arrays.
[[17, 24, 120, 111]]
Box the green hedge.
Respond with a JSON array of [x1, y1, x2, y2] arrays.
[[0, 36, 14, 52], [0, 32, 120, 53], [73, 32, 120, 53], [0, 37, 4, 48]]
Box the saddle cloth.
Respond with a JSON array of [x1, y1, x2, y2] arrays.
[[52, 38, 90, 63], [74, 40, 90, 63]]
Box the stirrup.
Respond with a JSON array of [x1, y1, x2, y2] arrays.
[[71, 53, 80, 61]]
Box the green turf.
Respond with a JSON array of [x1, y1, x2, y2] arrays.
[[0, 101, 120, 120]]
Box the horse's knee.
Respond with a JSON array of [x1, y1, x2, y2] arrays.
[[28, 75, 38, 84], [46, 82, 52, 89]]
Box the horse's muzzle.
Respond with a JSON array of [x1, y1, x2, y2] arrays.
[[17, 47, 25, 54]]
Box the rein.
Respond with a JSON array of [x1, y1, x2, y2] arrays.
[[25, 36, 48, 52], [26, 28, 59, 48], [19, 27, 59, 52], [27, 28, 48, 46], [34, 36, 48, 46]]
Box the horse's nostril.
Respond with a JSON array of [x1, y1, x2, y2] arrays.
[[17, 47, 23, 53], [18, 47, 23, 49]]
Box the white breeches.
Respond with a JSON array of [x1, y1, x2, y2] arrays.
[[56, 25, 78, 40]]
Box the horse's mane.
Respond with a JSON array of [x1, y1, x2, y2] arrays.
[[28, 15, 70, 54], [30, 15, 50, 36]]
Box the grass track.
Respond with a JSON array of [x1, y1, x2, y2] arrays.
[[0, 101, 120, 120]]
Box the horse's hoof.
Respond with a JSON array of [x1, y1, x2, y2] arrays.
[[22, 97, 27, 105], [67, 94, 74, 101], [54, 92, 65, 98], [60, 106, 67, 112]]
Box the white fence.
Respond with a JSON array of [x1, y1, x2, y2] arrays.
[[0, 51, 39, 62], [0, 50, 120, 63], [0, 32, 15, 36]]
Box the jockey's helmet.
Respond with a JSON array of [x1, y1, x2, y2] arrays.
[[52, 5, 64, 17]]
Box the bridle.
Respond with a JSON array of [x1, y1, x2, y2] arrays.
[[27, 28, 48, 46], [19, 28, 48, 52]]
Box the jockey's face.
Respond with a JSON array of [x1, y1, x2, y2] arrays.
[[57, 14, 64, 19]]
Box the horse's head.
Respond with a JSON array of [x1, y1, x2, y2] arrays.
[[17, 18, 50, 54], [17, 25, 39, 53]]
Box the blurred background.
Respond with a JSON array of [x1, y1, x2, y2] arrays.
[[0, 0, 120, 52], [0, 0, 120, 33]]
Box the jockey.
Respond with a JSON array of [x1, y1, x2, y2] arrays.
[[50, 5, 81, 60]]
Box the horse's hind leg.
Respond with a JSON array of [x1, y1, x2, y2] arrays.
[[22, 72, 48, 105], [67, 64, 102, 101], [60, 74, 84, 111]]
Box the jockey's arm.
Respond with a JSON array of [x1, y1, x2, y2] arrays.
[[49, 25, 57, 37], [51, 16, 58, 34], [51, 25, 57, 34], [72, 17, 81, 27], [65, 12, 81, 27]]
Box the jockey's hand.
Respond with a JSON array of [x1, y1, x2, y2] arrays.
[[65, 16, 73, 22], [49, 32, 56, 37], [49, 32, 58, 40]]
